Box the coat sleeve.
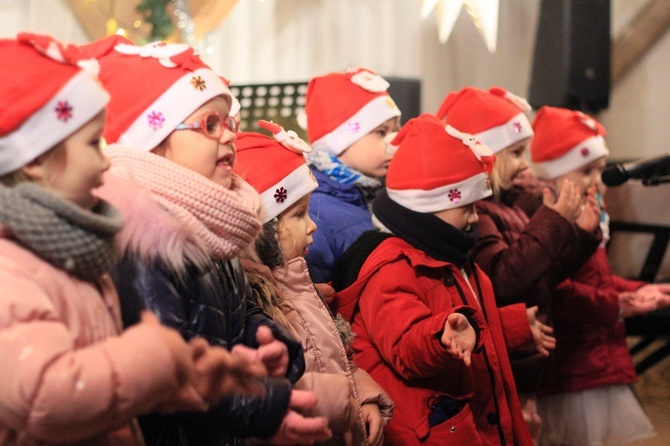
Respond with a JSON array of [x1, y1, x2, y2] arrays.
[[357, 260, 486, 381], [498, 303, 534, 352], [350, 363, 394, 423], [294, 372, 356, 433], [474, 205, 577, 306], [0, 272, 182, 443]]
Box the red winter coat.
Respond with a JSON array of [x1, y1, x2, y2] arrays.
[[541, 247, 643, 395], [337, 237, 533, 446], [474, 194, 600, 392]]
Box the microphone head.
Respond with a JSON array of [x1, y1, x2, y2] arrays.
[[601, 163, 629, 187]]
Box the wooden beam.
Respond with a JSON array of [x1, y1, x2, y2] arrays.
[[612, 0, 670, 85]]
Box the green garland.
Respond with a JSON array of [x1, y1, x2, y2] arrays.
[[136, 0, 173, 42]]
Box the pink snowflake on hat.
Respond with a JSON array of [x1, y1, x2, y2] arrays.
[[55, 101, 73, 122], [274, 187, 288, 203], [448, 189, 462, 203], [147, 110, 165, 130], [347, 121, 361, 134], [512, 121, 522, 133], [580, 147, 590, 157]]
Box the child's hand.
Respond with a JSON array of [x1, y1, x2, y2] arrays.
[[526, 306, 555, 356], [188, 339, 268, 405], [440, 313, 476, 366], [314, 282, 336, 305], [511, 169, 548, 196], [620, 284, 670, 318], [236, 325, 289, 377], [576, 186, 601, 233], [543, 179, 582, 223], [269, 389, 332, 444], [361, 403, 385, 446]]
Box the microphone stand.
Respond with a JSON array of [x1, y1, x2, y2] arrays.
[[641, 174, 670, 186]]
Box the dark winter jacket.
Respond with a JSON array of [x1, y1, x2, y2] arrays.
[[473, 191, 600, 393], [100, 176, 304, 446], [305, 169, 375, 283]]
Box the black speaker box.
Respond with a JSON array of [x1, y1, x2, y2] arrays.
[[528, 0, 611, 113]]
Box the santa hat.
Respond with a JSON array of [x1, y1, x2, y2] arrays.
[[78, 35, 234, 152], [299, 67, 401, 157], [530, 106, 609, 180], [385, 114, 495, 213], [436, 86, 533, 154], [0, 33, 109, 176], [234, 120, 318, 223]]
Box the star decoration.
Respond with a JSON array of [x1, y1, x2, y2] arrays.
[[420, 0, 499, 53]]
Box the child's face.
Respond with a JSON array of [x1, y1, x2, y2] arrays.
[[434, 203, 479, 232], [33, 111, 109, 210], [157, 96, 236, 189], [496, 139, 530, 189], [337, 117, 400, 178], [278, 194, 317, 261], [554, 156, 607, 197]]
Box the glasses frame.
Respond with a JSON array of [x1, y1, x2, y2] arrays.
[[174, 113, 238, 141]]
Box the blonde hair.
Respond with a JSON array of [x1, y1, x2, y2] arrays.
[[490, 147, 512, 201]]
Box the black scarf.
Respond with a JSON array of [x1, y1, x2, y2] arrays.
[[372, 189, 478, 269]]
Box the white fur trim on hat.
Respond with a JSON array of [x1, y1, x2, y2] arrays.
[[387, 172, 492, 213], [474, 112, 533, 154], [533, 135, 609, 180], [118, 68, 232, 152], [311, 95, 400, 157], [258, 163, 318, 223], [0, 71, 109, 176]]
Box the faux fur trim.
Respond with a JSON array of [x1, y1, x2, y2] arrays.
[[95, 172, 211, 274]]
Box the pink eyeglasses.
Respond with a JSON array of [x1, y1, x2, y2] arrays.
[[174, 113, 238, 140]]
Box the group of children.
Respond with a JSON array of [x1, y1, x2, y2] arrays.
[[1, 30, 669, 446]]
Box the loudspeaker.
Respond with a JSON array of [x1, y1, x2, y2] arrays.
[[528, 0, 611, 113]]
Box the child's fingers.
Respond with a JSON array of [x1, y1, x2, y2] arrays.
[[255, 325, 275, 345]]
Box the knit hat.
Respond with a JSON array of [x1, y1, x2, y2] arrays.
[[299, 67, 401, 157], [78, 35, 234, 152], [234, 120, 318, 223], [0, 33, 110, 176], [530, 106, 609, 180], [386, 114, 495, 213], [436, 86, 533, 154]]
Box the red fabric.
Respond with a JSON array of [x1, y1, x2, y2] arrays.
[[541, 247, 643, 395], [498, 303, 534, 351], [336, 237, 532, 445]]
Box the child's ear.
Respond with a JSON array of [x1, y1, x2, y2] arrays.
[[20, 154, 49, 182]]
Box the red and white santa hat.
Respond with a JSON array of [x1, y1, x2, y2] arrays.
[[234, 120, 318, 223], [386, 114, 496, 213], [300, 67, 401, 157], [530, 106, 609, 180], [78, 35, 234, 152], [436, 86, 533, 154], [0, 33, 109, 176]]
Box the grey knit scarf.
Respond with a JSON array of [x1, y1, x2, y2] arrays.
[[0, 183, 124, 283]]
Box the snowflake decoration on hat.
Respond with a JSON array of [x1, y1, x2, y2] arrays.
[[580, 147, 590, 157], [347, 121, 361, 134], [55, 101, 73, 122], [274, 187, 288, 203], [512, 121, 522, 133], [448, 189, 462, 203], [147, 111, 165, 130], [191, 76, 206, 91]]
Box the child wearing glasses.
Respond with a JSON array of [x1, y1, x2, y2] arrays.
[[0, 32, 267, 445], [80, 36, 332, 446]]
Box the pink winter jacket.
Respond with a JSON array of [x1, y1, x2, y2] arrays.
[[0, 236, 186, 445]]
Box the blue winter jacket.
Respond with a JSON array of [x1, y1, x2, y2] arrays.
[[305, 168, 375, 283]]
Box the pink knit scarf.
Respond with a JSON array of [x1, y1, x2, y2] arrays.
[[104, 145, 261, 260]]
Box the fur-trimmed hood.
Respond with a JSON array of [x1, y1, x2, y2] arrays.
[[96, 171, 211, 274]]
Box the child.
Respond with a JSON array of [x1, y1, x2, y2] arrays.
[[234, 120, 394, 445], [436, 86, 599, 440], [79, 35, 332, 445], [300, 67, 401, 284], [529, 106, 670, 446], [0, 33, 267, 445], [335, 114, 533, 445]]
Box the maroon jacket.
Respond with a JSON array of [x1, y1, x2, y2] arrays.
[[542, 247, 643, 394], [473, 192, 600, 392], [337, 237, 533, 446]]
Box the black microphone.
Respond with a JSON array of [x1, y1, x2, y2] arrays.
[[601, 153, 670, 187]]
